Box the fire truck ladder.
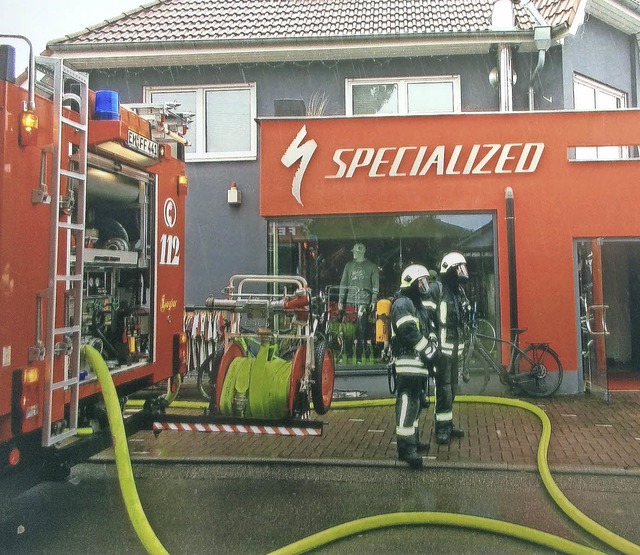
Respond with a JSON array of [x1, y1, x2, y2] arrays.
[[36, 57, 89, 447]]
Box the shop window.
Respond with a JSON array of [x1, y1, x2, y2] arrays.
[[144, 84, 257, 161], [573, 75, 627, 161], [268, 213, 497, 368], [346, 76, 461, 116]]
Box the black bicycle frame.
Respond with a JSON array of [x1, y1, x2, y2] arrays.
[[469, 330, 529, 382]]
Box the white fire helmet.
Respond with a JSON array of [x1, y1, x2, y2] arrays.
[[400, 264, 430, 295], [440, 252, 469, 280]]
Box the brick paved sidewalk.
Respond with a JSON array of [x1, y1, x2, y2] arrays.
[[95, 389, 640, 474]]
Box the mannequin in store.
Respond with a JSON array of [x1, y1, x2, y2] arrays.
[[338, 243, 380, 363]]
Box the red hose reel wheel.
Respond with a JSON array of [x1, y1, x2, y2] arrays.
[[214, 342, 245, 411], [312, 339, 335, 415], [288, 345, 307, 414]]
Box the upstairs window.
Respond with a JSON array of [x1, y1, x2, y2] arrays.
[[346, 76, 461, 116], [573, 75, 627, 160], [144, 84, 257, 162]]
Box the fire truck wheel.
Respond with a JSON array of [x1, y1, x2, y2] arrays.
[[214, 342, 245, 412], [312, 340, 335, 415], [197, 343, 225, 401], [288, 345, 307, 416]]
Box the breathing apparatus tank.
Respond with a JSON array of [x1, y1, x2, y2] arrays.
[[375, 298, 392, 345]]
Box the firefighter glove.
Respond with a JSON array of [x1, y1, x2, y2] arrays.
[[419, 346, 435, 367], [428, 332, 439, 352]]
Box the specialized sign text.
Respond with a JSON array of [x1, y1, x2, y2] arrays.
[[326, 143, 545, 179], [281, 124, 545, 206]]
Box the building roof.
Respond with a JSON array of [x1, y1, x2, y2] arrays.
[[51, 0, 554, 46], [45, 0, 640, 69]]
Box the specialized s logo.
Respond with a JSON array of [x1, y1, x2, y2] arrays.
[[281, 125, 317, 206]]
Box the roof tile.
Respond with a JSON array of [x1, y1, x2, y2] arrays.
[[50, 0, 585, 47]]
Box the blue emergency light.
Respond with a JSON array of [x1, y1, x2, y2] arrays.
[[94, 90, 120, 120]]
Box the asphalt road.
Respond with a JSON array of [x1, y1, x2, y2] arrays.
[[1, 462, 638, 555]]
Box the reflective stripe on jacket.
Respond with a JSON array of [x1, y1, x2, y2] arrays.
[[429, 281, 468, 357], [390, 292, 435, 376]]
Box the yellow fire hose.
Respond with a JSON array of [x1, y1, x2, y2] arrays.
[[82, 345, 169, 555], [93, 353, 639, 554], [269, 512, 605, 555]]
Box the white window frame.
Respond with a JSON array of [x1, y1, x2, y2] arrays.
[[144, 83, 257, 162], [345, 75, 462, 116], [573, 74, 626, 110], [573, 74, 628, 161]]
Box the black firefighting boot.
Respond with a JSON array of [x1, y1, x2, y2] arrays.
[[450, 425, 465, 439], [435, 423, 451, 445], [415, 429, 430, 454], [397, 437, 423, 469]]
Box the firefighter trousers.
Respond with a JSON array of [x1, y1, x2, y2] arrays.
[[395, 374, 426, 454], [434, 354, 459, 432]]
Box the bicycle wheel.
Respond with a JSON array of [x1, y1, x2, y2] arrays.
[[461, 339, 492, 395], [277, 336, 302, 361], [327, 321, 345, 362], [476, 318, 496, 354], [513, 344, 563, 397]]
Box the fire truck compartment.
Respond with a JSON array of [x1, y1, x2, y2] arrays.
[[79, 156, 155, 378]]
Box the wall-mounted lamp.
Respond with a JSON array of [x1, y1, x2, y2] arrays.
[[489, 66, 517, 88], [227, 182, 242, 205]]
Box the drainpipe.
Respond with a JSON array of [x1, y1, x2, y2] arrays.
[[505, 187, 518, 340], [528, 26, 552, 110], [498, 44, 514, 112]]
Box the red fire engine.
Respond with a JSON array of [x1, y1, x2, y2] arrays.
[[0, 42, 190, 477]]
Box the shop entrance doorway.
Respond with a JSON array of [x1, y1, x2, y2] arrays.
[[577, 239, 640, 397]]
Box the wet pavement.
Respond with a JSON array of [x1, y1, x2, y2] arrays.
[[93, 379, 640, 476]]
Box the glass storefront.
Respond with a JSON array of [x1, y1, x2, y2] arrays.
[[268, 212, 498, 367]]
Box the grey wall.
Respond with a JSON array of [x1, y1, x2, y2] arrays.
[[87, 54, 504, 303], [562, 15, 639, 108], [85, 16, 638, 304]]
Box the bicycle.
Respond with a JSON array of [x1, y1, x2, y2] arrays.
[[461, 307, 563, 397], [316, 285, 361, 363], [475, 317, 497, 354]]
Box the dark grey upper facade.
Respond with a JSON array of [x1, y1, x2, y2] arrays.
[[46, 0, 640, 304]]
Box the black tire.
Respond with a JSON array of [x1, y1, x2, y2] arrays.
[[312, 340, 335, 415], [331, 334, 345, 363], [197, 343, 224, 401], [460, 339, 491, 395], [387, 362, 397, 394], [477, 319, 497, 354], [325, 322, 345, 362], [513, 344, 563, 397]]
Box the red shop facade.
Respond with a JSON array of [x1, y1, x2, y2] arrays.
[[259, 110, 640, 397]]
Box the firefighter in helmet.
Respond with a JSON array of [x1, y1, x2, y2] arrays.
[[390, 264, 439, 468], [427, 252, 470, 445]]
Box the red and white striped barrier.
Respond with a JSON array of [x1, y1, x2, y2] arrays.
[[152, 421, 321, 436]]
